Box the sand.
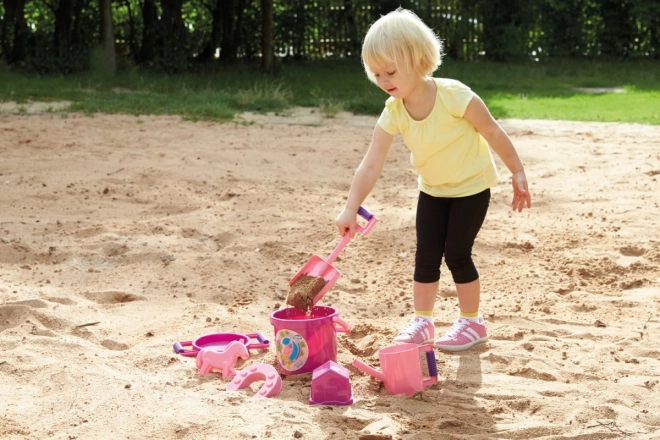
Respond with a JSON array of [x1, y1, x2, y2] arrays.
[[1, 106, 659, 440]]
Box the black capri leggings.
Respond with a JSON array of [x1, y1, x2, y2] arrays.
[[414, 189, 491, 284]]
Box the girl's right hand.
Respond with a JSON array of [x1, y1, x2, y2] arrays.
[[336, 207, 358, 238], [511, 171, 532, 212]]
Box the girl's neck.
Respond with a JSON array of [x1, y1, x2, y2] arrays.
[[403, 77, 436, 121], [403, 76, 434, 104]]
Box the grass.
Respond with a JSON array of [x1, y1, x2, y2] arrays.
[[0, 58, 658, 124]]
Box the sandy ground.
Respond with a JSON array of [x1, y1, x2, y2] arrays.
[[1, 106, 659, 440]]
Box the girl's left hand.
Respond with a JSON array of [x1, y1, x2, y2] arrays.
[[511, 171, 531, 212]]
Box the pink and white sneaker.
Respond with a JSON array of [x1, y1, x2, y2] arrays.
[[434, 316, 488, 352], [392, 316, 434, 345]]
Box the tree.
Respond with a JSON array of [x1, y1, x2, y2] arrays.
[[100, 0, 116, 73], [1, 0, 29, 64], [261, 0, 273, 71], [197, 0, 222, 62], [140, 0, 157, 64], [220, 0, 246, 62]]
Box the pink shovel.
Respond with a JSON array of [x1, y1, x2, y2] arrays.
[[289, 206, 377, 307]]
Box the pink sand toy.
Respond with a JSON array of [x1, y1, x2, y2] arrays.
[[270, 305, 350, 375], [352, 343, 438, 396], [173, 332, 269, 357], [226, 364, 282, 398], [310, 360, 353, 405], [289, 206, 377, 307], [196, 341, 249, 378]]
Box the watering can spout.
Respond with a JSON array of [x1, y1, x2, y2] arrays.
[[352, 359, 386, 382]]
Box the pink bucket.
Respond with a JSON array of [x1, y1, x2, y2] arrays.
[[270, 306, 350, 375]]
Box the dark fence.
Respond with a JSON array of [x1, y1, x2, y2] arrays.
[[270, 1, 484, 61], [1, 0, 658, 73]]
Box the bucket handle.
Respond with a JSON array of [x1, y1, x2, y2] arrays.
[[333, 316, 351, 333]]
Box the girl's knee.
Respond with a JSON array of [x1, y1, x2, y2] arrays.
[[445, 256, 478, 284]]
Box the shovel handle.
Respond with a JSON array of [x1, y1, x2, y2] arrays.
[[326, 233, 351, 266], [356, 206, 377, 236], [326, 206, 377, 265]]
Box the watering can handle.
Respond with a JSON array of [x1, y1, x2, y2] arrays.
[[418, 346, 439, 387]]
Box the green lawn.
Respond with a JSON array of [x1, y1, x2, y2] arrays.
[[0, 58, 658, 124]]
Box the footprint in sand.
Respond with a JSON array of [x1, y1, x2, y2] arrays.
[[0, 302, 68, 334], [101, 339, 130, 350], [82, 290, 143, 304], [619, 245, 646, 257]]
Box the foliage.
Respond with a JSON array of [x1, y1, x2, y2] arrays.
[[0, 0, 658, 74]]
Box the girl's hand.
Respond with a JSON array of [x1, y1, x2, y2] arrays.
[[336, 207, 358, 238], [511, 171, 531, 212]]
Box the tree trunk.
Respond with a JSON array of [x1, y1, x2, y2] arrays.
[[261, 0, 274, 71], [1, 0, 29, 64], [140, 0, 157, 63], [220, 0, 246, 62], [54, 0, 76, 57], [100, 0, 116, 73], [198, 0, 223, 62], [161, 0, 186, 58]]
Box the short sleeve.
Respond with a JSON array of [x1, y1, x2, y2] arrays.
[[440, 80, 475, 118], [377, 102, 399, 135]]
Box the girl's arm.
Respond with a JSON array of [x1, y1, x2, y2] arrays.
[[463, 95, 532, 212], [337, 124, 394, 237]]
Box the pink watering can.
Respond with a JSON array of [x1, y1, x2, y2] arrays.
[[352, 343, 438, 396]]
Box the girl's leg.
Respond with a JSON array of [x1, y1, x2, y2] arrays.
[[393, 192, 448, 344], [456, 279, 480, 316], [435, 189, 491, 351]]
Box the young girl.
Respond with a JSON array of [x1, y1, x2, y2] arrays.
[[336, 8, 532, 352]]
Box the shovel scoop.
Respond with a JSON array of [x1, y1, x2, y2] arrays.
[[287, 206, 377, 311]]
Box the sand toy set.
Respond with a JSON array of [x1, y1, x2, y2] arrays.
[[172, 206, 438, 401]]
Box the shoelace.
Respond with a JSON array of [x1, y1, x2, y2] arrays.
[[400, 319, 428, 336], [444, 318, 470, 338]]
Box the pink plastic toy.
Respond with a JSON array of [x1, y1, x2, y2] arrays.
[[173, 332, 269, 357], [270, 305, 351, 375], [226, 364, 282, 398], [289, 206, 377, 307], [352, 343, 438, 396], [196, 340, 249, 378], [310, 360, 352, 405]]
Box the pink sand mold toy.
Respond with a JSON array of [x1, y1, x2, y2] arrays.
[[226, 364, 282, 398], [196, 341, 249, 378], [173, 332, 269, 357], [352, 343, 438, 396], [289, 206, 377, 307], [310, 360, 353, 405]]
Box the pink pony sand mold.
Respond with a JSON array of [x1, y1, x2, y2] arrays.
[[196, 340, 249, 378], [226, 364, 282, 398]]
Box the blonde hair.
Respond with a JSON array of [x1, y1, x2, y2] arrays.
[[362, 8, 443, 84]]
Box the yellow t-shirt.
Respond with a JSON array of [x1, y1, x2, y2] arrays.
[[377, 78, 499, 197]]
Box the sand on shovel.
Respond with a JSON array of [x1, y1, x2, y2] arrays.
[[286, 274, 328, 312]]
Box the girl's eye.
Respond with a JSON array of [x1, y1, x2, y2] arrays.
[[387, 71, 395, 75]]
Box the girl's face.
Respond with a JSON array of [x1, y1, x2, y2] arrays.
[[369, 62, 422, 100]]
